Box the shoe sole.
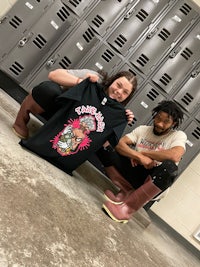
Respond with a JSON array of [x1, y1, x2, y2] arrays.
[[12, 127, 27, 139], [103, 193, 123, 205], [102, 204, 128, 223]]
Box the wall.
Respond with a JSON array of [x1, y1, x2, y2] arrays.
[[0, 0, 200, 252]]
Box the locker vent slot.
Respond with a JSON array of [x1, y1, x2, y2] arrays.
[[114, 34, 127, 47], [159, 73, 172, 86], [192, 127, 200, 140], [69, 0, 82, 8], [101, 50, 115, 62], [9, 16, 22, 29], [83, 28, 95, 43], [59, 56, 72, 68], [127, 68, 137, 76], [136, 9, 149, 22], [91, 15, 104, 28], [136, 54, 149, 67], [147, 88, 159, 101], [132, 117, 137, 125], [179, 3, 192, 16], [158, 28, 171, 41], [33, 34, 47, 49], [9, 61, 24, 76], [57, 6, 71, 22], [181, 47, 193, 60], [181, 93, 194, 105]]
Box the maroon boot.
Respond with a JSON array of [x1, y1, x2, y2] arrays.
[[102, 176, 161, 223], [104, 166, 133, 204], [104, 166, 133, 191], [13, 94, 44, 139]]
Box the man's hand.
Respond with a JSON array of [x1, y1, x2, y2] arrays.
[[136, 154, 156, 169]]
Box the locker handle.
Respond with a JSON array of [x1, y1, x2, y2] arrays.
[[147, 27, 158, 39], [169, 46, 181, 58], [46, 55, 58, 67], [0, 16, 8, 24], [191, 66, 200, 78], [18, 33, 33, 47]]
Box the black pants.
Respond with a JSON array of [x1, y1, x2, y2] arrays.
[[32, 81, 63, 119], [96, 147, 178, 191]]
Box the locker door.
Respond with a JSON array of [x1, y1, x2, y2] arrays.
[[107, 0, 169, 56], [0, 0, 54, 60], [151, 22, 200, 93], [86, 0, 130, 35], [117, 63, 144, 86], [178, 121, 200, 173], [62, 0, 95, 17], [22, 21, 99, 90], [195, 112, 200, 123], [123, 83, 166, 131], [130, 1, 198, 74], [0, 1, 76, 83], [81, 44, 121, 74], [174, 71, 200, 114]]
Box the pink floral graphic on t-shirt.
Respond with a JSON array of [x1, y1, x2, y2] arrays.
[[50, 115, 96, 156]]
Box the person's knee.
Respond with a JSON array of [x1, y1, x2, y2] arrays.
[[151, 160, 178, 191]]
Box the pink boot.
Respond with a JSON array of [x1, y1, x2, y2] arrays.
[[102, 176, 161, 223]]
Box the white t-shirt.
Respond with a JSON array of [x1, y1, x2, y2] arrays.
[[126, 125, 187, 164]]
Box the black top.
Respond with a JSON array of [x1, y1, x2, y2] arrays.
[[20, 78, 127, 174]]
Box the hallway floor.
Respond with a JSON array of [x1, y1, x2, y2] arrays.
[[0, 88, 199, 266]]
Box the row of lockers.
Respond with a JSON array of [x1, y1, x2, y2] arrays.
[[0, 0, 199, 173], [1, 0, 200, 85]]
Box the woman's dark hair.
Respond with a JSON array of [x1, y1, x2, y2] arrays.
[[99, 70, 137, 106], [152, 100, 184, 129]]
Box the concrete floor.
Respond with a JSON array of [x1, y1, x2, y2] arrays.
[[0, 88, 200, 267]]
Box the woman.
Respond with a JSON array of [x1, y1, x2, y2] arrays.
[[17, 69, 137, 174], [13, 69, 137, 139]]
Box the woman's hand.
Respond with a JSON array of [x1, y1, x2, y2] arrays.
[[125, 109, 134, 125], [85, 73, 100, 83]]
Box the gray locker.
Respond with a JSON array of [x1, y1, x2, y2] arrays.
[[81, 44, 121, 74], [123, 83, 166, 132], [85, 0, 131, 35], [107, 0, 169, 56], [22, 21, 99, 90], [0, 1, 76, 83], [151, 22, 200, 93], [62, 0, 96, 17], [179, 121, 200, 172], [174, 71, 200, 114], [117, 63, 144, 86], [195, 112, 200, 122], [0, 0, 54, 61], [130, 0, 198, 74]]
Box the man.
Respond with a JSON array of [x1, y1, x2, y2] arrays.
[[99, 100, 187, 223]]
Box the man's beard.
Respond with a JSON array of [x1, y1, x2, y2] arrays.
[[153, 125, 171, 136]]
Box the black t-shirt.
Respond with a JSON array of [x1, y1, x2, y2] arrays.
[[20, 79, 127, 174]]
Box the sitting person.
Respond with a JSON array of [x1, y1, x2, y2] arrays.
[[13, 69, 136, 139], [17, 70, 137, 175], [97, 100, 187, 223]]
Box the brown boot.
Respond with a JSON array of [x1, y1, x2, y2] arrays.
[[13, 94, 44, 139], [102, 176, 161, 223]]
